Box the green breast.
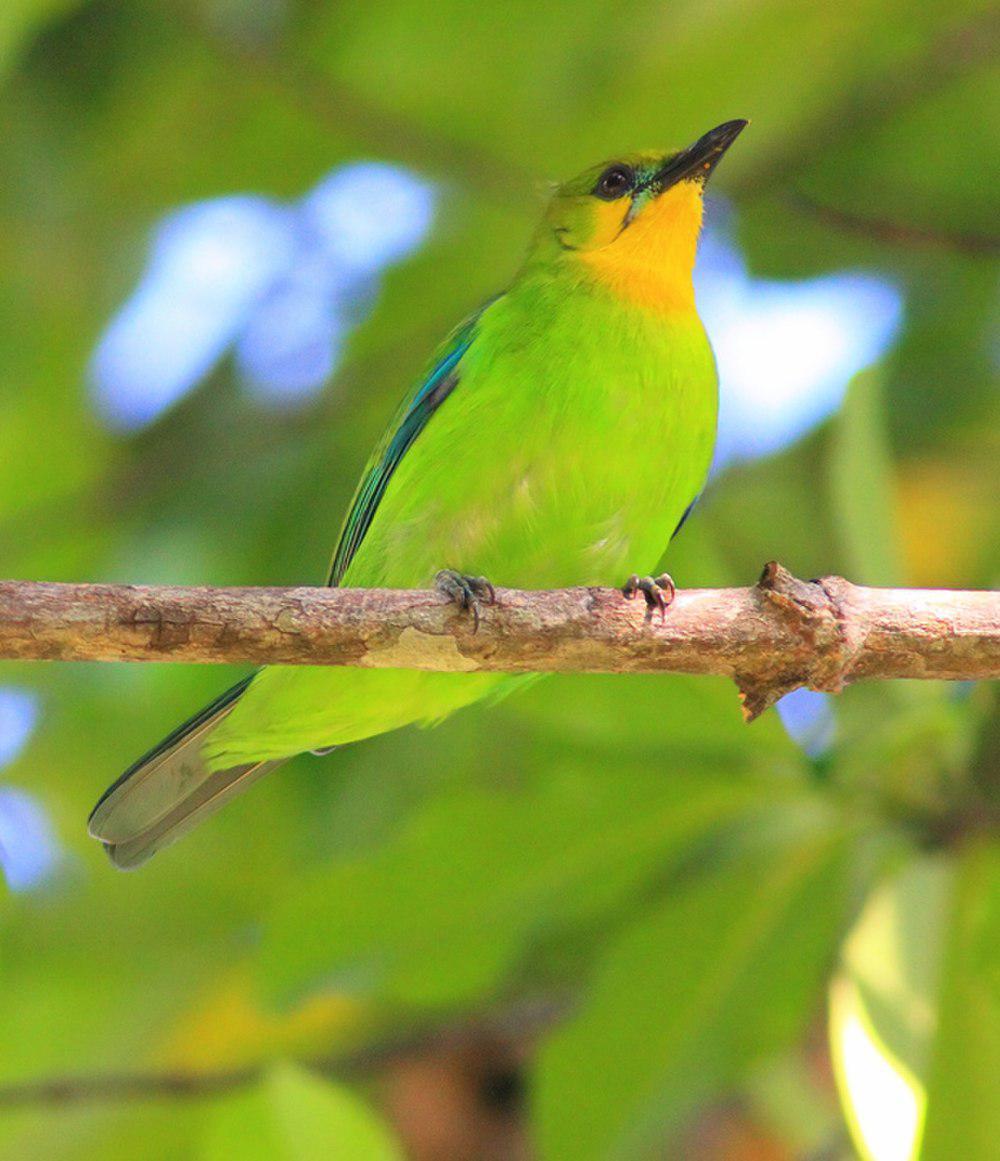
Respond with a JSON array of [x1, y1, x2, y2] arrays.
[[343, 272, 717, 590]]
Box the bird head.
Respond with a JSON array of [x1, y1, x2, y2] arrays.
[[535, 119, 747, 310]]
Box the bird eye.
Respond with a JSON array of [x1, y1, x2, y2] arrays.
[[593, 164, 635, 201]]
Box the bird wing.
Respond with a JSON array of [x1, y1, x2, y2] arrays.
[[88, 301, 498, 868], [327, 301, 494, 586]]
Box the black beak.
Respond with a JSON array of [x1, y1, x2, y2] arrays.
[[651, 119, 748, 191]]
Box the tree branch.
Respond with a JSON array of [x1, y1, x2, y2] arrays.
[[787, 190, 1000, 257], [0, 997, 560, 1110], [1, 565, 996, 717]]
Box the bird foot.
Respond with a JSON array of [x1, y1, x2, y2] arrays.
[[622, 573, 676, 621], [435, 570, 496, 631]]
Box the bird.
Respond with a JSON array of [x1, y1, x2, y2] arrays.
[[89, 119, 747, 868]]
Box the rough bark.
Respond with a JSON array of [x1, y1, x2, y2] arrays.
[[1, 565, 997, 717]]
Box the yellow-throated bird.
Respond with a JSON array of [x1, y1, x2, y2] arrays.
[[90, 119, 747, 867]]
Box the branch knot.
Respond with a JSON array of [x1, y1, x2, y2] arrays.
[[737, 563, 866, 720]]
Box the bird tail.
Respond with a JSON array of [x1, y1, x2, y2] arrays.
[[88, 676, 286, 870]]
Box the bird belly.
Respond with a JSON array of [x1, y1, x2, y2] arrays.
[[206, 294, 717, 764]]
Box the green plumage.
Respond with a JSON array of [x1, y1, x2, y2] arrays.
[[90, 123, 746, 866], [207, 282, 714, 763]]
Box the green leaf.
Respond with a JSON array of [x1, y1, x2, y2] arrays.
[[201, 1062, 402, 1161], [0, 1, 83, 78], [920, 841, 1000, 1161], [840, 856, 951, 1081], [533, 820, 858, 1159], [829, 369, 903, 586], [503, 668, 805, 768], [259, 765, 782, 1008], [830, 844, 1000, 1161], [829, 855, 951, 1161], [832, 682, 984, 825]]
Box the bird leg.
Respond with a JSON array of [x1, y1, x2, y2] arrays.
[[622, 572, 676, 621], [435, 569, 496, 631]]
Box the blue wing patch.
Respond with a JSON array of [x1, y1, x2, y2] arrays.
[[326, 305, 489, 586]]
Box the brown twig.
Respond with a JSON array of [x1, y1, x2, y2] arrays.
[[1, 565, 997, 718], [732, 10, 1000, 200], [186, 3, 530, 203], [0, 1067, 256, 1108], [0, 998, 561, 1111], [787, 191, 1000, 257]]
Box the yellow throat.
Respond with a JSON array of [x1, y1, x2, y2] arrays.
[[579, 181, 704, 315]]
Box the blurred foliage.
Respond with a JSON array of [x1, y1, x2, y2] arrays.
[[202, 1062, 403, 1161], [0, 1, 997, 1159]]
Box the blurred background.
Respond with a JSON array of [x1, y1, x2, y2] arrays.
[[0, 2, 997, 1158]]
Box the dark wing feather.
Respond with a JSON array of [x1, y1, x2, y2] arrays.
[[99, 757, 286, 869], [326, 304, 491, 586], [87, 675, 287, 870], [88, 674, 254, 831]]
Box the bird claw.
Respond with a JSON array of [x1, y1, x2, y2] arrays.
[[435, 569, 496, 631], [622, 572, 676, 621]]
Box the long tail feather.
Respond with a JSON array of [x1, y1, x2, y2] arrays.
[[88, 676, 286, 870], [99, 758, 286, 869]]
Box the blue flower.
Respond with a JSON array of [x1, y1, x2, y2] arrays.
[[0, 688, 63, 893], [695, 227, 903, 467], [91, 163, 436, 429], [0, 687, 38, 767], [235, 248, 352, 404], [0, 787, 62, 892], [776, 687, 837, 758], [301, 163, 436, 277]]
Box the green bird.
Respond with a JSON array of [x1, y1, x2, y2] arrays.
[[89, 119, 747, 868]]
